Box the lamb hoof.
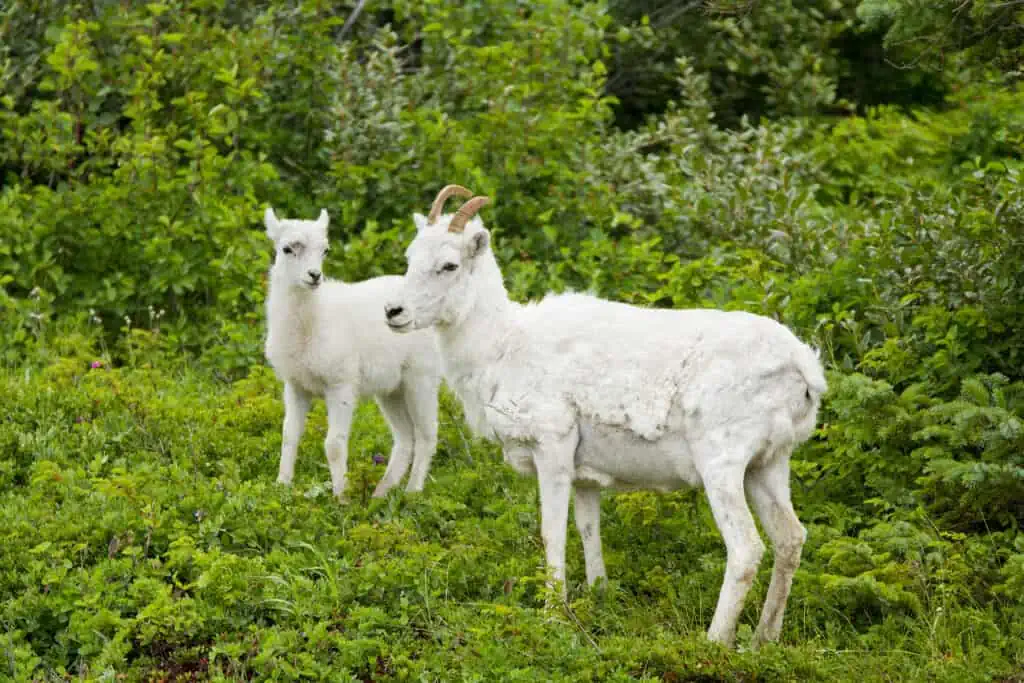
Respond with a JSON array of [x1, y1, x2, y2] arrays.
[[750, 629, 778, 650]]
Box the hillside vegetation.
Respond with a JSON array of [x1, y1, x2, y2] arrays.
[[1, 1, 1023, 680]]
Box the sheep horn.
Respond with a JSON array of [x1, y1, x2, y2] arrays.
[[428, 185, 474, 224], [448, 196, 491, 234]]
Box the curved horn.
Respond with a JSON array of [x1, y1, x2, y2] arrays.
[[448, 196, 491, 234], [428, 185, 473, 224]]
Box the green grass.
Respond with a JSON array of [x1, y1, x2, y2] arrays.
[[1, 354, 1021, 681]]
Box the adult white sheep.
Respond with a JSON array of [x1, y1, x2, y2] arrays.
[[264, 207, 441, 501], [382, 186, 827, 648]]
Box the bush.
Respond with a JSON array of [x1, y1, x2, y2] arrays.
[[1, 1, 1023, 679]]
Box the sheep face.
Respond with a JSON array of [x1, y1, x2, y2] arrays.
[[385, 212, 490, 333], [264, 208, 331, 291]]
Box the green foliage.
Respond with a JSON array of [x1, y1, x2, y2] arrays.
[[2, 0, 1024, 679], [1, 348, 1022, 680], [857, 0, 1024, 77], [603, 0, 954, 128], [606, 0, 856, 127]]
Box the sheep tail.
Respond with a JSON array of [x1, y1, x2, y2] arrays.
[[796, 344, 828, 400]]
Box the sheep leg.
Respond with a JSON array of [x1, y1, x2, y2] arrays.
[[746, 457, 805, 647], [324, 384, 357, 502], [533, 431, 577, 600], [573, 484, 606, 586], [373, 393, 415, 497], [401, 374, 440, 493], [702, 461, 765, 647], [277, 382, 312, 486], [537, 470, 572, 600]]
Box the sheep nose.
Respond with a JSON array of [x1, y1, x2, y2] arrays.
[[307, 270, 321, 283], [385, 304, 404, 320]]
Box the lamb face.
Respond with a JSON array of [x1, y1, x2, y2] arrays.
[[264, 207, 331, 291], [385, 188, 491, 332]]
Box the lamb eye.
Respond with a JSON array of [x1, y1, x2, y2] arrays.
[[282, 246, 293, 255], [441, 262, 459, 273]]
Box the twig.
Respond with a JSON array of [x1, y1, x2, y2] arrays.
[[340, 0, 369, 40], [563, 603, 602, 651]]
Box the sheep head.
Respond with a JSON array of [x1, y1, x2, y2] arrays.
[[264, 207, 331, 290], [384, 187, 493, 332]]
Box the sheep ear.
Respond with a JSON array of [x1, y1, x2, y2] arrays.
[[466, 229, 490, 259], [413, 213, 429, 232], [316, 209, 329, 230], [264, 207, 282, 241]]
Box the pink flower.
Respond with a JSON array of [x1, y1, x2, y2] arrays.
[[372, 453, 385, 465], [90, 360, 103, 369]]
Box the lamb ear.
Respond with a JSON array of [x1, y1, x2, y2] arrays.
[[316, 209, 329, 230], [412, 213, 429, 232], [264, 207, 282, 241], [467, 229, 490, 258]]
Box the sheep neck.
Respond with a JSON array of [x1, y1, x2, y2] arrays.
[[266, 268, 320, 340], [437, 250, 518, 384]]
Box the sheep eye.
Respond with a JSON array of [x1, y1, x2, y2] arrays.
[[441, 262, 459, 273], [323, 246, 330, 254], [282, 246, 293, 255]]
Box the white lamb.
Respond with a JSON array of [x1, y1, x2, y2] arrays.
[[382, 186, 827, 648], [263, 207, 441, 500]]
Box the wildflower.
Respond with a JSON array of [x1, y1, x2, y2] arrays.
[[90, 360, 103, 369], [372, 453, 385, 465]]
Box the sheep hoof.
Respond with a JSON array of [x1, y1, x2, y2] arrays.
[[541, 579, 568, 610], [542, 593, 568, 611], [275, 476, 292, 487], [705, 629, 735, 649]]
